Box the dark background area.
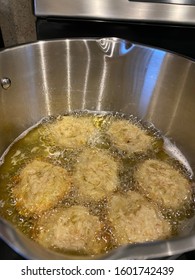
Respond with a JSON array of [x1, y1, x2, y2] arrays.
[[0, 28, 4, 48]]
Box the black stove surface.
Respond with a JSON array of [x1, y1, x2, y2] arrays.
[[177, 251, 195, 260], [0, 240, 24, 260]]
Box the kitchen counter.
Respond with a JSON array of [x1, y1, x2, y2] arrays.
[[0, 0, 36, 47]]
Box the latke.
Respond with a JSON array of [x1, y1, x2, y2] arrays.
[[107, 191, 171, 245], [45, 115, 96, 148], [12, 160, 71, 216], [134, 159, 192, 210], [35, 205, 105, 255], [73, 148, 119, 202], [107, 119, 153, 154]]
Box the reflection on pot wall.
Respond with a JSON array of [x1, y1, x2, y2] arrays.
[[145, 54, 195, 168], [138, 49, 165, 115], [0, 38, 195, 168]]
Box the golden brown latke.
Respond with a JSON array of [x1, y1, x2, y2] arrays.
[[107, 119, 153, 154], [45, 115, 97, 148], [35, 205, 106, 255], [73, 148, 119, 202], [12, 160, 71, 216], [107, 191, 171, 245], [134, 159, 192, 210]]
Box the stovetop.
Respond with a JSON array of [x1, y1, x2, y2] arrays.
[[0, 240, 24, 260]]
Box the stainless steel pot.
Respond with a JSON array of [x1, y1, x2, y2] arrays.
[[0, 38, 195, 259]]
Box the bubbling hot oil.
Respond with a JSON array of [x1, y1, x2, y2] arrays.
[[0, 111, 194, 255]]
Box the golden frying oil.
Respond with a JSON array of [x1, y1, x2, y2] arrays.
[[0, 111, 194, 255]]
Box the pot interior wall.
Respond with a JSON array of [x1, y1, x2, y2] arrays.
[[0, 38, 195, 169], [1, 38, 195, 259]]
